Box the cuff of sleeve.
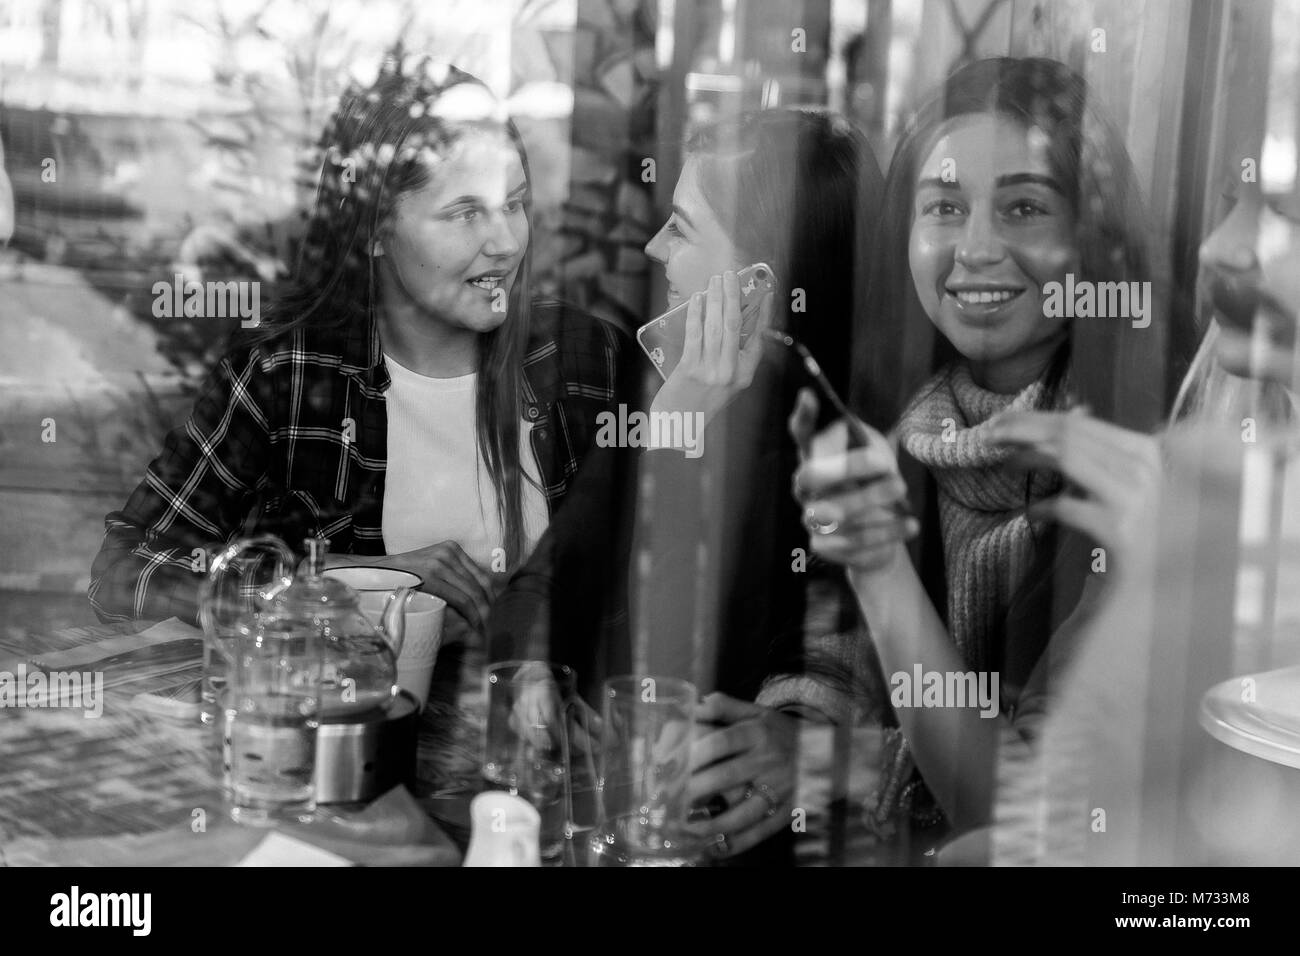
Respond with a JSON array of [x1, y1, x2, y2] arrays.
[[756, 675, 856, 725]]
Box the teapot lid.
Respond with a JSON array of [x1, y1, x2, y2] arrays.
[[260, 538, 358, 616]]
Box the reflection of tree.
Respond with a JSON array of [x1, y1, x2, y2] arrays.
[[138, 1, 381, 396], [183, 0, 368, 225], [121, 0, 149, 90], [77, 0, 149, 87], [39, 0, 63, 66]]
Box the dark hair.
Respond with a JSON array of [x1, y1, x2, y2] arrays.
[[250, 50, 536, 565], [854, 57, 1196, 691], [683, 109, 886, 699], [685, 109, 884, 396], [854, 56, 1191, 432]]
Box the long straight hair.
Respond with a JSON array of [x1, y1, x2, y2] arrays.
[[686, 109, 885, 398], [684, 109, 886, 698], [250, 51, 534, 565], [853, 58, 1197, 687]]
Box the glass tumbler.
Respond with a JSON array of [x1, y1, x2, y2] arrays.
[[588, 675, 701, 867], [224, 616, 324, 826]]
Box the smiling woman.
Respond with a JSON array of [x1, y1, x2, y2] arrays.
[[857, 57, 1186, 433], [788, 57, 1200, 849], [87, 51, 627, 634], [907, 112, 1079, 394]]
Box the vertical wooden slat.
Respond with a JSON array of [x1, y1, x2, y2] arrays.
[[1170, 0, 1230, 348], [1177, 0, 1275, 682], [859, 0, 894, 150], [1124, 0, 1191, 271]]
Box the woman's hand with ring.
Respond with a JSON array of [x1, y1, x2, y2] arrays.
[[788, 388, 918, 573], [685, 693, 798, 859]]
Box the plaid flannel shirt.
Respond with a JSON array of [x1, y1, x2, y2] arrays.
[[89, 303, 625, 624]]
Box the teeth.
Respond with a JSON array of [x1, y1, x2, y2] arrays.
[[470, 276, 503, 290], [954, 289, 1019, 305]]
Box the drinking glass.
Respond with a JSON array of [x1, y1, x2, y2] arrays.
[[588, 675, 701, 866], [224, 615, 325, 826], [481, 660, 593, 865]]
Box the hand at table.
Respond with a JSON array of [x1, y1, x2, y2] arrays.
[[381, 541, 496, 635], [685, 692, 798, 859], [504, 663, 602, 756]]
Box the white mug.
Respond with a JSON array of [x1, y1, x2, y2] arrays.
[[323, 567, 445, 707]]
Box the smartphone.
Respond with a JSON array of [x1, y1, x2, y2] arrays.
[[636, 262, 777, 381]]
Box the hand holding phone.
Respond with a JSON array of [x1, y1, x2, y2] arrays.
[[644, 268, 776, 439], [788, 386, 912, 520], [637, 263, 776, 381]]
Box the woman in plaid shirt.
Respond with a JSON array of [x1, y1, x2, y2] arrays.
[[89, 54, 631, 636]]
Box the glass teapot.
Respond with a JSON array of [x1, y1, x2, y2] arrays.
[[200, 536, 410, 719]]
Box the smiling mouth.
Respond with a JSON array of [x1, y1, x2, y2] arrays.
[[468, 271, 508, 292], [947, 287, 1025, 307]]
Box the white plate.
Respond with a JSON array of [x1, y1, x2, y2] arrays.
[[1199, 665, 1300, 769]]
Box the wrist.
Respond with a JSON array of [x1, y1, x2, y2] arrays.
[[648, 386, 719, 457], [848, 543, 920, 629], [651, 381, 724, 429], [846, 541, 913, 586]]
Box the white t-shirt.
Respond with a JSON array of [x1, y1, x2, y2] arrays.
[[380, 353, 549, 570]]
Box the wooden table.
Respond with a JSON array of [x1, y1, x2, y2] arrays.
[[0, 619, 897, 866], [0, 618, 475, 865]]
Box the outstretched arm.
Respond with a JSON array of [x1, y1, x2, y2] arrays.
[[89, 347, 272, 624]]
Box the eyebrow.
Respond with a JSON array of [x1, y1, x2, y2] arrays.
[[996, 172, 1065, 192], [671, 204, 695, 230], [438, 181, 529, 210], [916, 172, 1065, 194]]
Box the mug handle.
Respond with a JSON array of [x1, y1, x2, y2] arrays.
[[380, 587, 415, 658]]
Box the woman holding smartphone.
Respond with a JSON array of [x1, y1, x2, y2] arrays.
[[636, 109, 886, 861], [491, 108, 886, 863], [89, 53, 627, 636], [787, 57, 1197, 845]]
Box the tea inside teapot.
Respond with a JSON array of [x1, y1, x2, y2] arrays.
[[259, 539, 406, 718]]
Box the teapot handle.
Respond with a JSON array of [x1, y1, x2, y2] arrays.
[[380, 587, 415, 658], [198, 535, 296, 640]]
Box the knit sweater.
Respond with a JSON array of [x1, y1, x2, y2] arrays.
[[896, 362, 1062, 674], [754, 358, 1066, 717], [854, 361, 1064, 837], [757, 360, 1065, 839]]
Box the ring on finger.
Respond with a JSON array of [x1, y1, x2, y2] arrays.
[[803, 508, 838, 536], [751, 782, 780, 817]]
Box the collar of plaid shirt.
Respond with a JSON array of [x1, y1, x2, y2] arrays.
[[296, 303, 622, 555], [321, 303, 590, 403]]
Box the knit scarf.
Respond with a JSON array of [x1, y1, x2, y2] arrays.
[[896, 361, 1062, 670], [867, 361, 1062, 840]]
